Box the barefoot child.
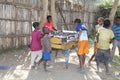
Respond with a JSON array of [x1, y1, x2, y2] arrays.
[[74, 19, 89, 71], [42, 27, 51, 71], [89, 17, 104, 64], [95, 19, 114, 74], [30, 22, 42, 69]]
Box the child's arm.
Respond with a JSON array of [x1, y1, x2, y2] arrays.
[[52, 23, 57, 31], [109, 31, 115, 43], [37, 31, 43, 40], [96, 33, 99, 43], [53, 26, 57, 31], [109, 38, 114, 43], [28, 34, 32, 50]]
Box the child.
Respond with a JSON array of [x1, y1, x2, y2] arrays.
[[95, 19, 114, 74], [44, 15, 57, 32], [89, 17, 104, 64], [74, 19, 89, 71], [30, 22, 43, 69], [112, 16, 120, 59], [42, 27, 51, 71]]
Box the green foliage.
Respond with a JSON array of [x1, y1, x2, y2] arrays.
[[95, 1, 120, 21], [90, 1, 120, 40], [89, 27, 95, 40]]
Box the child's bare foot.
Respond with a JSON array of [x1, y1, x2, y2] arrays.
[[31, 66, 35, 69], [95, 70, 99, 73], [106, 72, 111, 75], [96, 68, 99, 73], [44, 69, 51, 72], [88, 62, 91, 66], [106, 71, 111, 75], [79, 67, 85, 73]]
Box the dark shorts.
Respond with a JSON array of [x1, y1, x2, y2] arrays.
[[95, 48, 111, 63]]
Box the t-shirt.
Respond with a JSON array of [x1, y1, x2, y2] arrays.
[[112, 23, 120, 40], [75, 23, 87, 32], [31, 30, 42, 51], [75, 23, 88, 41], [44, 22, 54, 32], [97, 28, 114, 50], [42, 34, 51, 52], [79, 30, 88, 41]]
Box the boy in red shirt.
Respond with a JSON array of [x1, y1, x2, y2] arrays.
[[44, 15, 57, 32]]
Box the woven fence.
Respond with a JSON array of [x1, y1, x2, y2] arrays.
[[0, 0, 98, 49]]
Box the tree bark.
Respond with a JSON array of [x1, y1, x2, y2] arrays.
[[109, 0, 119, 25], [41, 0, 48, 29], [50, 0, 57, 29]]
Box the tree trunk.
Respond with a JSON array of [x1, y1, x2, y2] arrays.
[[50, 0, 57, 29], [109, 0, 119, 25], [41, 0, 48, 29]]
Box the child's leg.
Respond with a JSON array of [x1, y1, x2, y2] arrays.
[[31, 52, 37, 68], [111, 39, 117, 59], [104, 62, 109, 73], [83, 55, 86, 66], [89, 42, 97, 64], [96, 61, 100, 72], [35, 50, 42, 64], [117, 42, 120, 55], [43, 60, 47, 71], [78, 56, 80, 67], [79, 55, 83, 70], [38, 58, 43, 65], [89, 53, 95, 64]]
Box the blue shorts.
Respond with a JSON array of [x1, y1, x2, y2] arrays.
[[42, 52, 51, 60]]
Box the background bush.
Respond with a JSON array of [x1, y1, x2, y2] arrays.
[[89, 1, 120, 40]]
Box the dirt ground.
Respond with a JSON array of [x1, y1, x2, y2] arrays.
[[0, 47, 117, 80]]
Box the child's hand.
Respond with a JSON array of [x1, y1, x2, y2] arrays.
[[109, 38, 114, 43], [109, 40, 113, 43]]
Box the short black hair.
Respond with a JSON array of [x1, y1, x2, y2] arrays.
[[116, 16, 120, 20], [103, 19, 110, 28], [47, 15, 52, 21], [33, 22, 40, 28], [74, 19, 81, 23]]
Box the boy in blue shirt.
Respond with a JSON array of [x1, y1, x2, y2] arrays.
[[112, 16, 120, 59]]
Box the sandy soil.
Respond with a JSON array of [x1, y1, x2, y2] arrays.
[[0, 47, 117, 80]]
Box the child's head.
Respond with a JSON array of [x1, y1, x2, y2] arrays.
[[103, 19, 110, 28], [115, 16, 120, 25], [74, 19, 81, 26], [47, 15, 52, 22], [33, 22, 40, 30], [42, 27, 49, 34], [97, 17, 104, 25]]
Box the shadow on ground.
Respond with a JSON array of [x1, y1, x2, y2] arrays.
[[0, 48, 117, 80]]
